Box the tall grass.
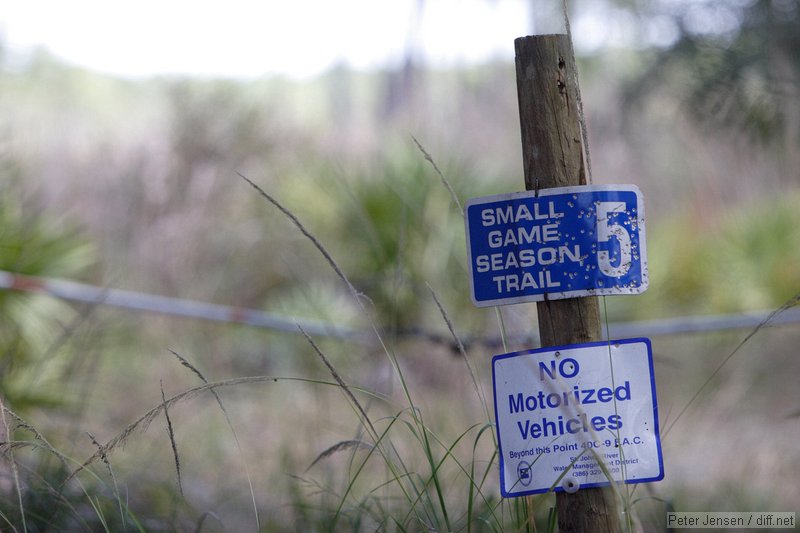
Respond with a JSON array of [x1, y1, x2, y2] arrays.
[[2, 164, 798, 531], [241, 171, 507, 531], [2, 50, 800, 532]]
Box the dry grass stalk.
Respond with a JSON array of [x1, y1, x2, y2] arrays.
[[411, 135, 464, 215], [169, 349, 260, 529], [0, 397, 26, 532], [160, 381, 183, 497], [237, 172, 365, 306], [306, 439, 373, 472], [664, 290, 800, 437], [66, 376, 371, 482], [297, 326, 379, 441]]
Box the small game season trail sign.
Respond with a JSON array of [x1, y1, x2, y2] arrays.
[[465, 184, 648, 307]]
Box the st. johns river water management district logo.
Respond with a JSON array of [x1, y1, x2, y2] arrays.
[[517, 461, 532, 487]]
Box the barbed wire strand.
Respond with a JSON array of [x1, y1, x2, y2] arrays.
[[2, 270, 799, 349]]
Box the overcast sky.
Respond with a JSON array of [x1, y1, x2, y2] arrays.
[[0, 0, 666, 79], [1, 0, 543, 79]]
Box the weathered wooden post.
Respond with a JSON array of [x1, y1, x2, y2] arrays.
[[514, 34, 621, 533]]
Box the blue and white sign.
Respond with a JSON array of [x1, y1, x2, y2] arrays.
[[492, 338, 664, 498], [464, 185, 648, 307]]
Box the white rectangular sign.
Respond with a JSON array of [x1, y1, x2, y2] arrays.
[[492, 338, 663, 498]]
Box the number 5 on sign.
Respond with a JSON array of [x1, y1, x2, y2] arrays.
[[596, 201, 632, 278]]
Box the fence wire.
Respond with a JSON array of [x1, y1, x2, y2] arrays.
[[1, 270, 798, 348]]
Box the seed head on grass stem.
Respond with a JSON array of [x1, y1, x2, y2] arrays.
[[411, 135, 463, 215], [306, 440, 374, 472], [87, 430, 125, 531], [169, 349, 261, 530], [68, 376, 379, 483], [0, 397, 27, 532], [298, 325, 378, 441], [237, 171, 366, 306], [160, 381, 183, 497], [426, 283, 493, 428], [663, 290, 800, 437]]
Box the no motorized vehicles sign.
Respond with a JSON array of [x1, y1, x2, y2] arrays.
[[492, 338, 664, 498]]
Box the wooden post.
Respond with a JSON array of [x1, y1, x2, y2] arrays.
[[514, 35, 621, 533]]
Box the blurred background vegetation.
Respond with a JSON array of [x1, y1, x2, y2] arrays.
[[1, 0, 799, 530]]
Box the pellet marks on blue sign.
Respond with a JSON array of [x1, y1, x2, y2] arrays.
[[464, 184, 648, 307]]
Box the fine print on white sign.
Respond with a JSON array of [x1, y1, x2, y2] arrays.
[[465, 185, 648, 307], [492, 338, 664, 498]]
